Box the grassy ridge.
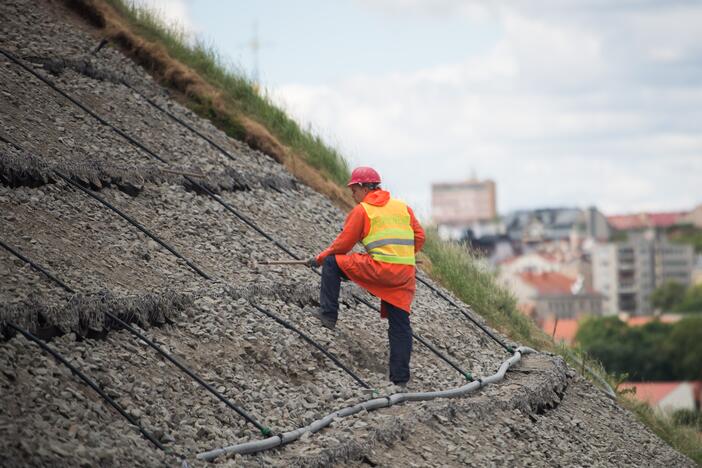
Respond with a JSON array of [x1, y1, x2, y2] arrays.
[[96, 2, 701, 463], [104, 0, 350, 187]]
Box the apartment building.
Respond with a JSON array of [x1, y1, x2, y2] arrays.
[[431, 178, 496, 230], [593, 238, 695, 315], [503, 206, 610, 245]]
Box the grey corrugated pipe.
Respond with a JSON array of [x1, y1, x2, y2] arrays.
[[197, 346, 536, 461]]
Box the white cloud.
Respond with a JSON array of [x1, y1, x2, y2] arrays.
[[272, 1, 702, 218], [133, 0, 195, 35], [354, 0, 495, 21]]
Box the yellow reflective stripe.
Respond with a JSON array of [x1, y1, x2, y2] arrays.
[[368, 242, 414, 253], [370, 253, 416, 265], [365, 238, 415, 250], [363, 228, 415, 245]]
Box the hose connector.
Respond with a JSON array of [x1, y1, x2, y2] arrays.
[[260, 427, 272, 436]]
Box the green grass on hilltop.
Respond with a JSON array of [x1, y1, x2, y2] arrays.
[[104, 0, 350, 186]]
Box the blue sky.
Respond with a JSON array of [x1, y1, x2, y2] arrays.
[[180, 1, 501, 86], [140, 0, 702, 220]]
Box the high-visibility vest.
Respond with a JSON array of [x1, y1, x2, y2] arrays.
[[360, 198, 416, 265]]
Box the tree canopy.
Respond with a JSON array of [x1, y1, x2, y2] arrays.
[[576, 315, 702, 381]]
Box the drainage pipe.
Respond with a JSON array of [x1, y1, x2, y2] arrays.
[[197, 346, 535, 461]]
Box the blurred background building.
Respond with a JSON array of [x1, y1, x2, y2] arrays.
[[431, 178, 496, 239]]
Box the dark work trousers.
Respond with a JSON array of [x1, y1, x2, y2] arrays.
[[385, 301, 412, 384], [320, 255, 413, 384]]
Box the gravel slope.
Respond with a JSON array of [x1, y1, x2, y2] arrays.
[[0, 1, 695, 466]]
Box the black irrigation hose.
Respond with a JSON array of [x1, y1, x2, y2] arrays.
[[0, 238, 270, 436], [0, 238, 75, 294], [120, 81, 238, 163], [250, 303, 371, 390], [1, 47, 474, 382], [416, 276, 513, 353], [0, 47, 169, 165], [5, 322, 168, 453], [194, 183, 300, 260], [121, 84, 286, 198], [53, 171, 212, 281], [1, 134, 210, 281], [0, 49, 296, 260], [104, 311, 271, 436], [410, 332, 472, 381]]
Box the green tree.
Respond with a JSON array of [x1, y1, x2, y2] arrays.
[[668, 224, 702, 254], [674, 284, 702, 313], [650, 280, 687, 311], [575, 317, 642, 378], [634, 321, 674, 380], [577, 315, 702, 380], [667, 316, 702, 380]]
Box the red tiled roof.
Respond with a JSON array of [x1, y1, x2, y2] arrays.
[[607, 211, 688, 230], [541, 318, 579, 343], [619, 382, 682, 405], [519, 271, 577, 295]]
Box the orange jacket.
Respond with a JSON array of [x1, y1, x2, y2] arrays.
[[316, 190, 425, 316]]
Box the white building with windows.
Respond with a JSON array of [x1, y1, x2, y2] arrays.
[[592, 238, 695, 315]]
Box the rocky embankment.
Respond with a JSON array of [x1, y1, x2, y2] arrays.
[[0, 1, 695, 466]]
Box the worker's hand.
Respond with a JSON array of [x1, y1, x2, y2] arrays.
[[306, 258, 318, 268]]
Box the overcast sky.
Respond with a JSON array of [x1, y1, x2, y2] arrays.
[[139, 0, 702, 220]]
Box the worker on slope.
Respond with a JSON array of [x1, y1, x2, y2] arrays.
[[311, 166, 425, 387]]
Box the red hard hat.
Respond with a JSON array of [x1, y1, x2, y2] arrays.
[[347, 166, 381, 186]]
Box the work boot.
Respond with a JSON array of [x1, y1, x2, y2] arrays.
[[381, 380, 411, 395], [311, 308, 336, 331], [392, 381, 410, 393]]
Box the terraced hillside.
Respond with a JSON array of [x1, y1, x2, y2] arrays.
[[0, 1, 696, 466]]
